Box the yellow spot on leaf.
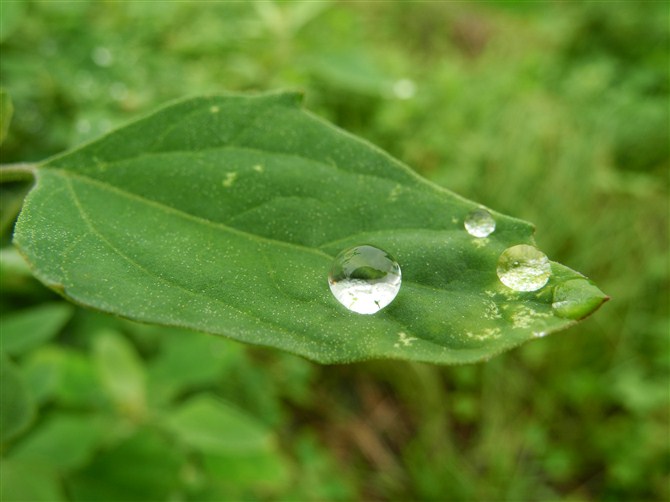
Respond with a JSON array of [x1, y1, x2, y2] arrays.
[[222, 172, 237, 187], [394, 331, 417, 348]]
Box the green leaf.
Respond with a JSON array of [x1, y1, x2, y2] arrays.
[[22, 345, 106, 408], [0, 246, 44, 297], [53, 348, 105, 408], [0, 352, 35, 443], [0, 459, 64, 502], [283, 433, 357, 501], [66, 429, 183, 502], [11, 92, 607, 364], [0, 88, 13, 144], [164, 394, 273, 454], [147, 330, 232, 406], [551, 278, 610, 320], [0, 302, 74, 356], [92, 330, 146, 418], [202, 450, 291, 496], [10, 413, 105, 472], [21, 346, 62, 403]]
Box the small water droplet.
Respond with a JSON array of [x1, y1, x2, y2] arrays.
[[497, 244, 551, 291], [464, 208, 495, 237], [328, 245, 401, 315]]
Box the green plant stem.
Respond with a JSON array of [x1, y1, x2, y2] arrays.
[[0, 163, 38, 183]]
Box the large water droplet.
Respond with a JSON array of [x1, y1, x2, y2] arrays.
[[497, 245, 551, 291], [464, 208, 496, 237], [328, 245, 401, 314]]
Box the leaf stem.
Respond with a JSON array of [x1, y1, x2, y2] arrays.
[[0, 163, 38, 183]]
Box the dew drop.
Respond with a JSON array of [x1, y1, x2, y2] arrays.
[[464, 208, 496, 237], [328, 245, 401, 315], [497, 244, 551, 291]]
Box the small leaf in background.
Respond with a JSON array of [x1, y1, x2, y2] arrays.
[[22, 345, 106, 408], [1, 187, 32, 247], [0, 302, 74, 356], [307, 50, 395, 96], [9, 413, 105, 472], [202, 450, 291, 498], [216, 351, 286, 428], [147, 330, 233, 406], [53, 347, 105, 408], [20, 346, 63, 404], [92, 330, 146, 419], [0, 459, 64, 502], [0, 246, 32, 281], [66, 429, 183, 502], [11, 92, 607, 365], [0, 88, 13, 144], [0, 247, 49, 298], [283, 433, 357, 501], [164, 394, 273, 454], [0, 352, 35, 443]]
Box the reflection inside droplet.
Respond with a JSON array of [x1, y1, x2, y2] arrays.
[[497, 244, 551, 291], [328, 245, 402, 314], [464, 208, 496, 238]]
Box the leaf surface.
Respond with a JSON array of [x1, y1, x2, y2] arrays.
[[92, 330, 146, 417], [10, 413, 105, 472], [164, 394, 273, 454], [0, 460, 64, 502], [66, 429, 183, 502], [0, 302, 74, 356], [12, 92, 607, 364], [0, 353, 35, 442], [0, 88, 12, 144]]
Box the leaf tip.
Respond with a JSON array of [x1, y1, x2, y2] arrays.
[[552, 279, 609, 321]]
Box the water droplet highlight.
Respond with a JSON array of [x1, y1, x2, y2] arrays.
[[328, 245, 401, 315], [464, 208, 496, 237], [497, 245, 551, 291]]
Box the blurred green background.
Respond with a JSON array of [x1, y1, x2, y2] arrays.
[[1, 1, 668, 501]]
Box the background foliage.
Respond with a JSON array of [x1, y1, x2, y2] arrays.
[[1, 1, 668, 501]]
